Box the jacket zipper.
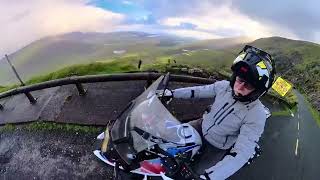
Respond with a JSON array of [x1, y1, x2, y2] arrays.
[[203, 102, 228, 136], [217, 108, 234, 125], [213, 100, 237, 125], [213, 102, 229, 118], [205, 100, 237, 133], [223, 135, 229, 147]]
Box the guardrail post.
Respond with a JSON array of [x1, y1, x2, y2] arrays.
[[4, 55, 37, 104], [145, 73, 153, 88], [75, 83, 87, 96], [138, 60, 142, 69], [0, 104, 3, 110], [25, 92, 37, 104]]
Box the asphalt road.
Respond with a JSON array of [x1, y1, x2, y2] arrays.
[[231, 90, 320, 180], [0, 81, 211, 125], [0, 81, 319, 179]]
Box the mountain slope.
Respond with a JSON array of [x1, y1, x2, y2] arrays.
[[248, 37, 320, 110], [0, 34, 319, 113], [0, 32, 253, 85], [0, 32, 192, 85]]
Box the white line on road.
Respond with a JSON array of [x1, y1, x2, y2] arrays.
[[289, 109, 294, 117], [298, 121, 300, 131], [295, 139, 299, 156]]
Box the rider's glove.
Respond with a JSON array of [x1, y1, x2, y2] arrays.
[[200, 172, 211, 179], [155, 89, 174, 98]]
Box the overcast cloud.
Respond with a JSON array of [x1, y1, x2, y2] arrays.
[[1, 0, 319, 56], [0, 0, 124, 55]]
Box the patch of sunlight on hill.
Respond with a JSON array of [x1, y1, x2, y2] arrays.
[[25, 60, 139, 85], [171, 49, 235, 71]]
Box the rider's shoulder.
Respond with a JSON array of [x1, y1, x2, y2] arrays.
[[212, 80, 231, 95], [213, 80, 230, 88]]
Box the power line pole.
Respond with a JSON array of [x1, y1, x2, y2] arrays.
[[5, 54, 25, 85], [4, 54, 36, 104]]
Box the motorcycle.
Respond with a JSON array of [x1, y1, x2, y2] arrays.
[[93, 73, 203, 179], [93, 73, 262, 180]]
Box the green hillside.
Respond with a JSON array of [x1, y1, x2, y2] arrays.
[[0, 32, 254, 86], [0, 32, 192, 85], [0, 33, 319, 118], [247, 37, 320, 111]]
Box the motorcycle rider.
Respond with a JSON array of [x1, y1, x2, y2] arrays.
[[164, 45, 275, 179]]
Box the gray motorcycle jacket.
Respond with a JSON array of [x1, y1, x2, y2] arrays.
[[173, 80, 267, 180]]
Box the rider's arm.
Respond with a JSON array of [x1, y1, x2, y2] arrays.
[[205, 105, 267, 180], [172, 80, 228, 99]]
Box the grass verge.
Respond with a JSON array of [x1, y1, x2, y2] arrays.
[[0, 56, 299, 108], [306, 101, 320, 127], [271, 107, 292, 117], [0, 59, 139, 93], [0, 122, 104, 134]]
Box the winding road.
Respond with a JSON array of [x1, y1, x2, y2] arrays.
[[231, 90, 320, 180], [0, 81, 319, 179]]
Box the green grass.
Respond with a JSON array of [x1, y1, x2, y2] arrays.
[[25, 122, 103, 134], [0, 54, 299, 109], [26, 60, 139, 85], [0, 123, 17, 132], [305, 100, 320, 127], [310, 107, 320, 127], [297, 92, 320, 126], [0, 86, 5, 92], [171, 50, 234, 72], [0, 57, 140, 93], [268, 88, 298, 108], [0, 122, 104, 134], [271, 106, 292, 117], [0, 84, 20, 93]]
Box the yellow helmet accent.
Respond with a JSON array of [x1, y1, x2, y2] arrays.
[[257, 61, 267, 69]]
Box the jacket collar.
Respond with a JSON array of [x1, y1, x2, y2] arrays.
[[227, 84, 260, 109]]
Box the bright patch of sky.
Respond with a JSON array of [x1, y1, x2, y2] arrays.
[[89, 0, 152, 24], [88, 0, 298, 40], [1, 0, 320, 55]]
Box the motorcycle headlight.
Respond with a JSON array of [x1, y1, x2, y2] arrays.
[[101, 127, 110, 153]]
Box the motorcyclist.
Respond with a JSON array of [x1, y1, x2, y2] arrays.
[[163, 45, 275, 179]]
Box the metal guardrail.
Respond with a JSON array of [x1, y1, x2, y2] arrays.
[[0, 72, 216, 109]]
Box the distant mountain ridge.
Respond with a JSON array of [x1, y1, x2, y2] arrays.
[[0, 31, 190, 84], [0, 31, 252, 85], [0, 32, 319, 111]]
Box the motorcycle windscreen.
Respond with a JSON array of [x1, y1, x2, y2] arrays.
[[130, 95, 187, 152], [110, 75, 165, 165]]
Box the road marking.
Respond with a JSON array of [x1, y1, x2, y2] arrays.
[[295, 139, 299, 156], [297, 121, 300, 131], [289, 109, 294, 117]]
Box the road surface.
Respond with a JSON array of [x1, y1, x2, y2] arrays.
[[0, 81, 319, 179], [231, 90, 320, 180]]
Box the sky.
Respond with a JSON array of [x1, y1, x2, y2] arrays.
[[1, 0, 319, 55]]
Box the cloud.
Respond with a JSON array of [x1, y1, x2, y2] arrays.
[[141, 0, 319, 42], [230, 0, 320, 41], [122, 1, 133, 5], [164, 29, 221, 39], [1, 0, 319, 57], [0, 0, 124, 55], [158, 3, 297, 40]]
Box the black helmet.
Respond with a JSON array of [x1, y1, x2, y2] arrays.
[[230, 45, 276, 102]]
